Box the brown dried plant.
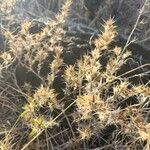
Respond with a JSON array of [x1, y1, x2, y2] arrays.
[[0, 0, 150, 149]]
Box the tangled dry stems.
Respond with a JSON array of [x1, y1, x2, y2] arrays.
[[0, 0, 150, 149]]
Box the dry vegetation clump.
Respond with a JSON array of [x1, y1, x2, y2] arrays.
[[0, 0, 150, 149], [0, 0, 18, 15]]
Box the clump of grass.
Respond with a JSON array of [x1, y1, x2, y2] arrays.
[[0, 0, 150, 149], [0, 0, 18, 15]]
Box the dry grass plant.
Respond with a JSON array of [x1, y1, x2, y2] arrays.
[[0, 0, 150, 149]]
